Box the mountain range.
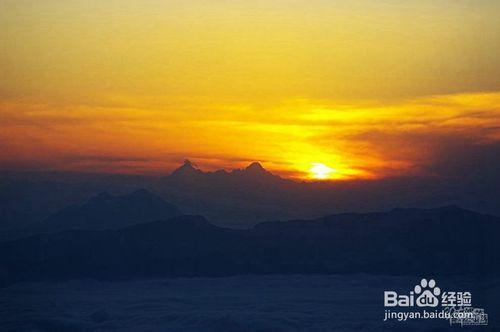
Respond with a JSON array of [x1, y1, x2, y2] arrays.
[[1, 206, 498, 287], [2, 159, 500, 230]]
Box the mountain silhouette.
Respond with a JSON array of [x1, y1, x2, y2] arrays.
[[246, 161, 266, 173], [2, 159, 500, 229], [157, 160, 301, 227], [169, 159, 203, 180], [36, 189, 180, 232], [166, 160, 285, 183], [1, 206, 498, 286]]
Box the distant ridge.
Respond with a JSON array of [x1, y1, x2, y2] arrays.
[[1, 206, 498, 286], [166, 160, 289, 184], [38, 189, 180, 232], [3, 160, 500, 230]]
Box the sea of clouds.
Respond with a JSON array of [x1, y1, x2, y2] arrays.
[[0, 274, 497, 331]]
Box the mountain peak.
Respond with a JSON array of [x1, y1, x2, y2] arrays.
[[166, 159, 286, 184], [245, 162, 266, 173], [170, 159, 202, 177], [178, 159, 197, 171]]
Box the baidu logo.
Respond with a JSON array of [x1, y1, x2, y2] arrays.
[[383, 278, 488, 325], [414, 278, 441, 307], [384, 278, 441, 307]]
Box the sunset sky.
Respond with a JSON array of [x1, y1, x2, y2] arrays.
[[1, 0, 499, 180]]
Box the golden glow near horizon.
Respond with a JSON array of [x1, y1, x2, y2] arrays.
[[1, 1, 499, 180], [310, 163, 336, 180]]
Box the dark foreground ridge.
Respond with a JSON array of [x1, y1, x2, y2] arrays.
[[0, 206, 499, 286]]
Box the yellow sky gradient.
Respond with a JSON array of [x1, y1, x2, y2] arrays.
[[1, 1, 499, 179]]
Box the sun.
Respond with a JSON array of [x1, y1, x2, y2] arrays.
[[309, 163, 336, 180]]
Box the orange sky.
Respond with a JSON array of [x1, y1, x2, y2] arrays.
[[1, 1, 499, 180]]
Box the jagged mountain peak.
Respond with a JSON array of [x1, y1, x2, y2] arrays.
[[245, 162, 266, 173], [165, 159, 288, 185], [170, 159, 202, 177], [182, 159, 195, 167]]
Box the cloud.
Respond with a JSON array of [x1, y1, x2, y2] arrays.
[[0, 92, 499, 179], [307, 92, 500, 178]]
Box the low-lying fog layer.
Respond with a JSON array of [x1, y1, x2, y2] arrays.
[[1, 274, 497, 331]]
